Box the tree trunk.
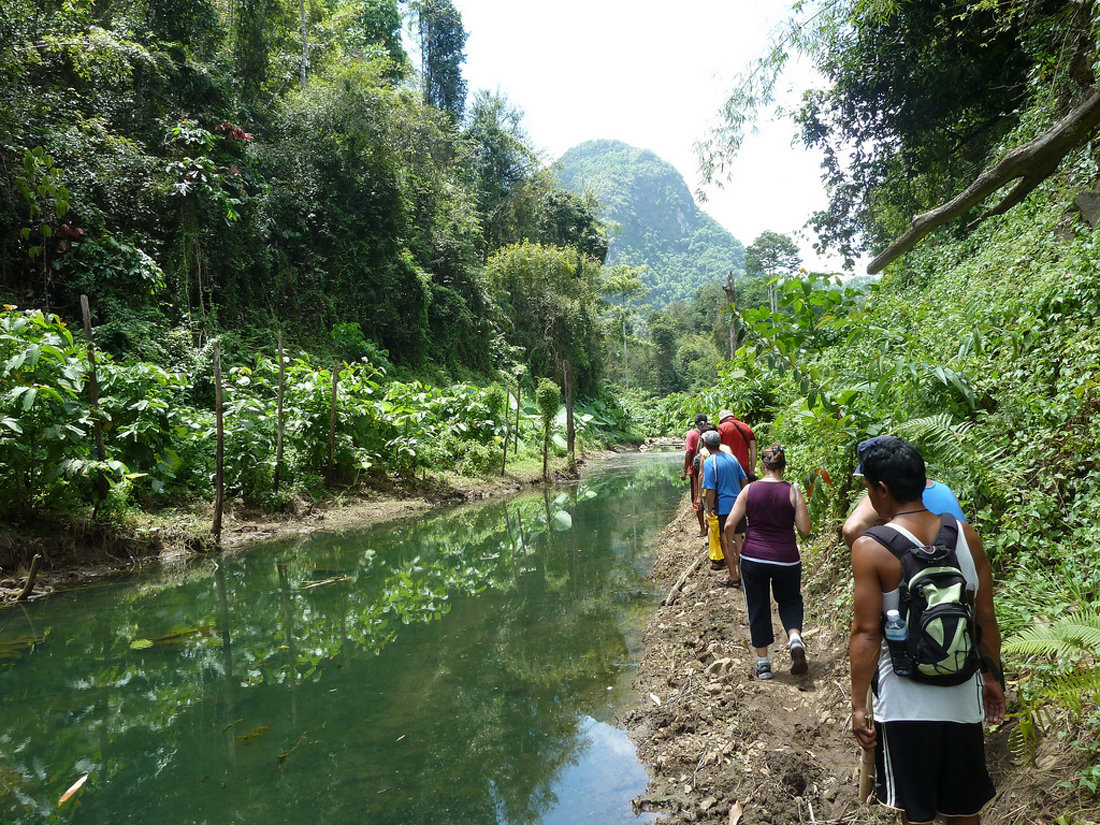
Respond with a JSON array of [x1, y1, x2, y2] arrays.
[[869, 88, 1100, 273]]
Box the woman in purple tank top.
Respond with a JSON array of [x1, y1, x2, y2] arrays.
[[723, 444, 812, 681]]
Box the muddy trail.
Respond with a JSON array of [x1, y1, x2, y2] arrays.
[[625, 497, 1079, 825]]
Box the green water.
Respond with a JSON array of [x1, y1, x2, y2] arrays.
[[0, 453, 682, 824]]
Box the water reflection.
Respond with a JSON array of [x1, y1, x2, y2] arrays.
[[0, 453, 679, 824]]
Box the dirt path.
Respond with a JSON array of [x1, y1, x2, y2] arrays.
[[625, 497, 1070, 825]]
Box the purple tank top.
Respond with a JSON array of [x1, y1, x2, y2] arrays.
[[741, 481, 800, 565]]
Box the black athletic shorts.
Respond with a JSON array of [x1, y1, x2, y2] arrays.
[[716, 512, 747, 534], [875, 719, 996, 824]]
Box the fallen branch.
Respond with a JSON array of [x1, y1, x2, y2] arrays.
[[662, 549, 709, 606], [17, 553, 42, 602], [869, 88, 1100, 274]]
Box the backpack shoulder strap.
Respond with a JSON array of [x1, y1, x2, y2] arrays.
[[935, 511, 959, 547], [866, 512, 960, 559], [864, 525, 912, 561]]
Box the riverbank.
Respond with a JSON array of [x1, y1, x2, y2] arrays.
[[626, 497, 1088, 825], [0, 450, 620, 605]]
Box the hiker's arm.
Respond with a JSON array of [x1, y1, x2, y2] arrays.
[[682, 448, 691, 480], [748, 438, 757, 478], [850, 536, 884, 750], [793, 484, 811, 536], [842, 493, 882, 550], [705, 488, 716, 515], [966, 523, 1005, 724]]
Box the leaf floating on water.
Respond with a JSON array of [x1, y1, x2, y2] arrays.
[[130, 639, 153, 650], [729, 800, 743, 825], [234, 724, 272, 744], [650, 693, 661, 706], [58, 774, 88, 805]]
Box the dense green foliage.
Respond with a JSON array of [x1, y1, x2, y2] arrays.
[[0, 305, 639, 523], [0, 0, 608, 387], [556, 140, 746, 306]]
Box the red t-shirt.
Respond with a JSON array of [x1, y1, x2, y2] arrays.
[[684, 429, 702, 476], [718, 418, 754, 472]]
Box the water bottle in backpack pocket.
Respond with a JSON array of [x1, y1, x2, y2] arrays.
[[867, 514, 982, 686], [883, 609, 914, 677]]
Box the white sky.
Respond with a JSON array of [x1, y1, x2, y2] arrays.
[[452, 0, 858, 273]]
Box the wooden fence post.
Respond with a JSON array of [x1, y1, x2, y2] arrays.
[[328, 359, 338, 482], [564, 360, 575, 473], [212, 339, 224, 540], [500, 387, 511, 477], [274, 330, 285, 494], [514, 382, 521, 457], [80, 295, 109, 514]]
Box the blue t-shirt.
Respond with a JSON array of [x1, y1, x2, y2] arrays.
[[922, 481, 967, 522], [701, 452, 747, 516]]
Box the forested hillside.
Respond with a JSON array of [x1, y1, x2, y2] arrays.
[[0, 0, 663, 528], [555, 140, 745, 307], [0, 0, 610, 384]]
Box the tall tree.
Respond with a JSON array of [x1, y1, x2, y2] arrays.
[[413, 0, 467, 122], [745, 231, 801, 313], [485, 242, 604, 395]]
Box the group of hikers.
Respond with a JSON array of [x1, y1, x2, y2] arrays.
[[681, 416, 1006, 825]]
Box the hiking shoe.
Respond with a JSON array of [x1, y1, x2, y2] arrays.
[[756, 662, 773, 681], [790, 643, 808, 676], [710, 559, 726, 571]]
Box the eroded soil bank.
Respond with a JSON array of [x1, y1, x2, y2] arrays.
[[626, 496, 1088, 825], [0, 459, 578, 604]]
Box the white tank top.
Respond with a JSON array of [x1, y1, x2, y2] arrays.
[[872, 523, 984, 723]]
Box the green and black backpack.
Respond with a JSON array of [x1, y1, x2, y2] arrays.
[[867, 513, 982, 686]]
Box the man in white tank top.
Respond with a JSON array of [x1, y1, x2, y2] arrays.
[[849, 437, 1005, 825]]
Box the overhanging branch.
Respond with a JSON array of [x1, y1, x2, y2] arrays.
[[868, 88, 1100, 274]]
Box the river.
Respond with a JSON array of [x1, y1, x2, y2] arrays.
[[0, 452, 683, 824]]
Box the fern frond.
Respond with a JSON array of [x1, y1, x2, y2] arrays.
[[1004, 606, 1100, 659], [1004, 634, 1088, 657], [1040, 667, 1100, 714], [1008, 716, 1038, 767]]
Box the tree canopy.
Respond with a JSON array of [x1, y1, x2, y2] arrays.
[[702, 0, 1100, 268]]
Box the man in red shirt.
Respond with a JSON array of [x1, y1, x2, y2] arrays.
[[681, 413, 708, 537], [718, 410, 757, 480]]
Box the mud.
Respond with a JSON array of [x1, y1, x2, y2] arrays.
[[626, 496, 1093, 825]]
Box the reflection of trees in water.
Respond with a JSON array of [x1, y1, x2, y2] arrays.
[[0, 457, 679, 823]]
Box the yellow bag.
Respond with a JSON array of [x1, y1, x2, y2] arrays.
[[707, 512, 724, 562]]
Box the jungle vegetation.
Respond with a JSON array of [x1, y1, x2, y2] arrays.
[[3, 0, 1100, 802]]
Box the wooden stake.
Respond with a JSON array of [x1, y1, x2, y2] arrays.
[[500, 388, 510, 477], [858, 686, 875, 804], [80, 296, 108, 511], [564, 360, 575, 473], [328, 359, 338, 482], [274, 330, 285, 494], [212, 340, 224, 540]]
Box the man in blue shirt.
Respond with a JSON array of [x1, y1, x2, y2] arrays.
[[842, 435, 967, 549], [700, 429, 748, 586]]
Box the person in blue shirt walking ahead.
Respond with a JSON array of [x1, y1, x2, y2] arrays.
[[700, 429, 747, 588]]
